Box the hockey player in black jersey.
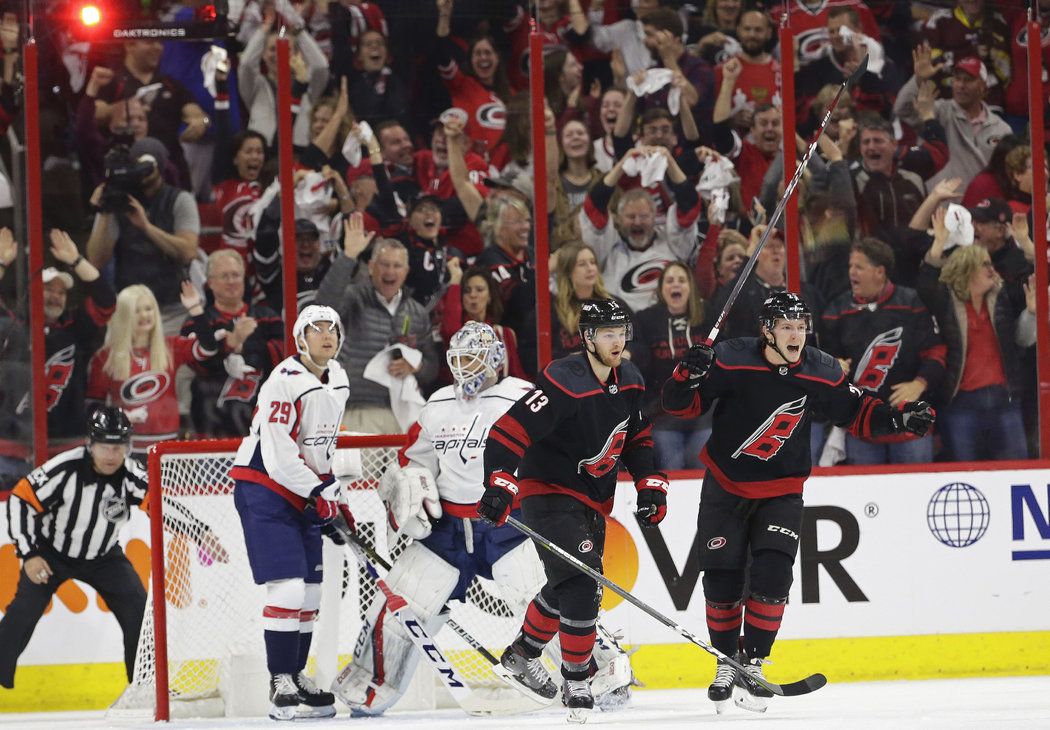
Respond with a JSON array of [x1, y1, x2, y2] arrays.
[[478, 299, 668, 722], [662, 292, 935, 714]]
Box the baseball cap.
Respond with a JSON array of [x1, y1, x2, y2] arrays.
[[408, 193, 442, 214], [295, 218, 320, 239], [129, 136, 169, 171], [42, 267, 74, 289], [969, 197, 1011, 224], [953, 57, 989, 84]]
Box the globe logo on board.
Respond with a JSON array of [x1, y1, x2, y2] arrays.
[[927, 483, 990, 548]]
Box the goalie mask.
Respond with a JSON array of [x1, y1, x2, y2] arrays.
[[293, 305, 344, 366], [446, 321, 506, 398]]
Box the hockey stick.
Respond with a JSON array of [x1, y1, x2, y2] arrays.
[[505, 515, 826, 698], [703, 54, 869, 346]]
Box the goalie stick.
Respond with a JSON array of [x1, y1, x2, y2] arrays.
[[505, 516, 827, 698], [704, 54, 870, 346], [325, 514, 553, 712]]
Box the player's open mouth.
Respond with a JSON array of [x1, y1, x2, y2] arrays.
[[787, 344, 801, 354]]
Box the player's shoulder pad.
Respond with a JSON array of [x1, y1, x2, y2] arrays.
[[798, 346, 845, 385], [714, 337, 761, 365], [542, 353, 600, 396], [325, 359, 349, 387], [616, 358, 646, 387]]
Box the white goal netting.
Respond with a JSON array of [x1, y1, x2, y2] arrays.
[[111, 436, 552, 719]]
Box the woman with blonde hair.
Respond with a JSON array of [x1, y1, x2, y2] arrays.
[[86, 283, 220, 456], [550, 242, 622, 360], [917, 208, 1028, 461], [632, 262, 711, 469]]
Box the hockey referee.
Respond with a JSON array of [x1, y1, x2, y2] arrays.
[[0, 407, 225, 689]]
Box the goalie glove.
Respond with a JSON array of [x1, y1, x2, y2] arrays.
[[477, 470, 517, 526], [377, 465, 442, 542], [635, 475, 669, 527], [671, 344, 714, 390], [896, 401, 936, 437]]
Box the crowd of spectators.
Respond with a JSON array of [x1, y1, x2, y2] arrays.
[[0, 0, 1048, 486]]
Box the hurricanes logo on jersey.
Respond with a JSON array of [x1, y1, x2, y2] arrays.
[[732, 396, 807, 461], [44, 344, 76, 410], [578, 416, 630, 478], [620, 258, 672, 296], [854, 327, 903, 392]]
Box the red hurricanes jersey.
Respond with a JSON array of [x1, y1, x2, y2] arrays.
[[715, 56, 781, 109], [210, 178, 262, 255], [437, 62, 507, 156], [771, 0, 881, 66]]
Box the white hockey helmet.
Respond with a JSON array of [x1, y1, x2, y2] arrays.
[[293, 305, 344, 359], [446, 321, 505, 398]]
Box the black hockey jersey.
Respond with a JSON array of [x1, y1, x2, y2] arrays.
[[662, 338, 905, 498], [819, 283, 946, 406], [485, 353, 661, 514]]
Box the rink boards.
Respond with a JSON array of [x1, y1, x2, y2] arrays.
[[1, 463, 1049, 711]]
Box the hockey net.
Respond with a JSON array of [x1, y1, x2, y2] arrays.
[[111, 434, 550, 720]]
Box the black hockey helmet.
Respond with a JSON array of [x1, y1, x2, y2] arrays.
[[88, 406, 132, 445], [579, 299, 633, 342], [759, 292, 812, 333]]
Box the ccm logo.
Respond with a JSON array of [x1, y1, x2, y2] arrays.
[[768, 524, 800, 540], [492, 475, 518, 494], [302, 435, 338, 447]]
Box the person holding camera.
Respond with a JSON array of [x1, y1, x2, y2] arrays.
[[86, 137, 201, 336]]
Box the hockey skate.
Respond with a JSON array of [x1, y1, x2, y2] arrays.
[[733, 657, 774, 713], [494, 644, 559, 705], [707, 656, 740, 714], [268, 674, 303, 721], [293, 672, 337, 718], [563, 678, 594, 723]]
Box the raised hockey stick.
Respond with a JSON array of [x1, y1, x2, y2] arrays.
[[505, 515, 826, 698], [704, 54, 869, 347]]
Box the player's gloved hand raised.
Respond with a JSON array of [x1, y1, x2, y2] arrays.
[[477, 470, 518, 526], [898, 401, 936, 437], [635, 475, 669, 528], [672, 344, 714, 390]]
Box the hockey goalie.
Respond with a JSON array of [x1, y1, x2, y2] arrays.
[[332, 322, 634, 714]]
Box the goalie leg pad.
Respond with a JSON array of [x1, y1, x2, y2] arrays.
[[489, 535, 547, 612], [332, 543, 459, 715], [263, 578, 305, 675]]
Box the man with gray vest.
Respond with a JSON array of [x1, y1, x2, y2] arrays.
[[86, 136, 200, 335], [315, 212, 439, 434]]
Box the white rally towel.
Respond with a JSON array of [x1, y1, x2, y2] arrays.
[[626, 67, 681, 116], [944, 203, 975, 250], [341, 121, 374, 167], [622, 151, 668, 187], [363, 345, 427, 431], [201, 45, 229, 98]]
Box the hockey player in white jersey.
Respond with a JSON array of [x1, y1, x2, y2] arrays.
[[332, 322, 634, 715], [231, 305, 353, 721]]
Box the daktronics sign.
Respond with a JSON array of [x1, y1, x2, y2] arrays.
[[68, 3, 225, 42]]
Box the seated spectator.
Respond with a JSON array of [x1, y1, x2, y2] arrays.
[[239, 10, 329, 149], [550, 243, 622, 360], [819, 238, 946, 464], [86, 283, 220, 456], [917, 212, 1028, 460], [687, 0, 744, 65], [579, 146, 701, 312], [439, 264, 526, 379], [922, 0, 1010, 108], [795, 6, 900, 124], [714, 8, 777, 133], [314, 217, 438, 433], [92, 40, 210, 189], [631, 261, 710, 470], [550, 120, 601, 251], [895, 48, 1011, 193], [254, 213, 332, 313], [182, 250, 283, 437], [960, 135, 1023, 208], [86, 137, 201, 335], [435, 0, 510, 159]]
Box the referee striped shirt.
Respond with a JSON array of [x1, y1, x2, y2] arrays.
[[7, 446, 147, 561]]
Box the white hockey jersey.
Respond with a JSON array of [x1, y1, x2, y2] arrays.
[[399, 377, 533, 517], [231, 355, 350, 508]]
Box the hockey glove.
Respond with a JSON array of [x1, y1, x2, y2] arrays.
[[898, 401, 936, 437], [307, 478, 341, 525], [672, 344, 715, 390], [321, 503, 356, 545], [477, 470, 518, 526], [635, 475, 669, 527]]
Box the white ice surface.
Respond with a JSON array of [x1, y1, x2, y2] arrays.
[[4, 676, 1050, 729]]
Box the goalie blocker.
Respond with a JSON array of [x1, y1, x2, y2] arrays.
[[333, 322, 636, 715]]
